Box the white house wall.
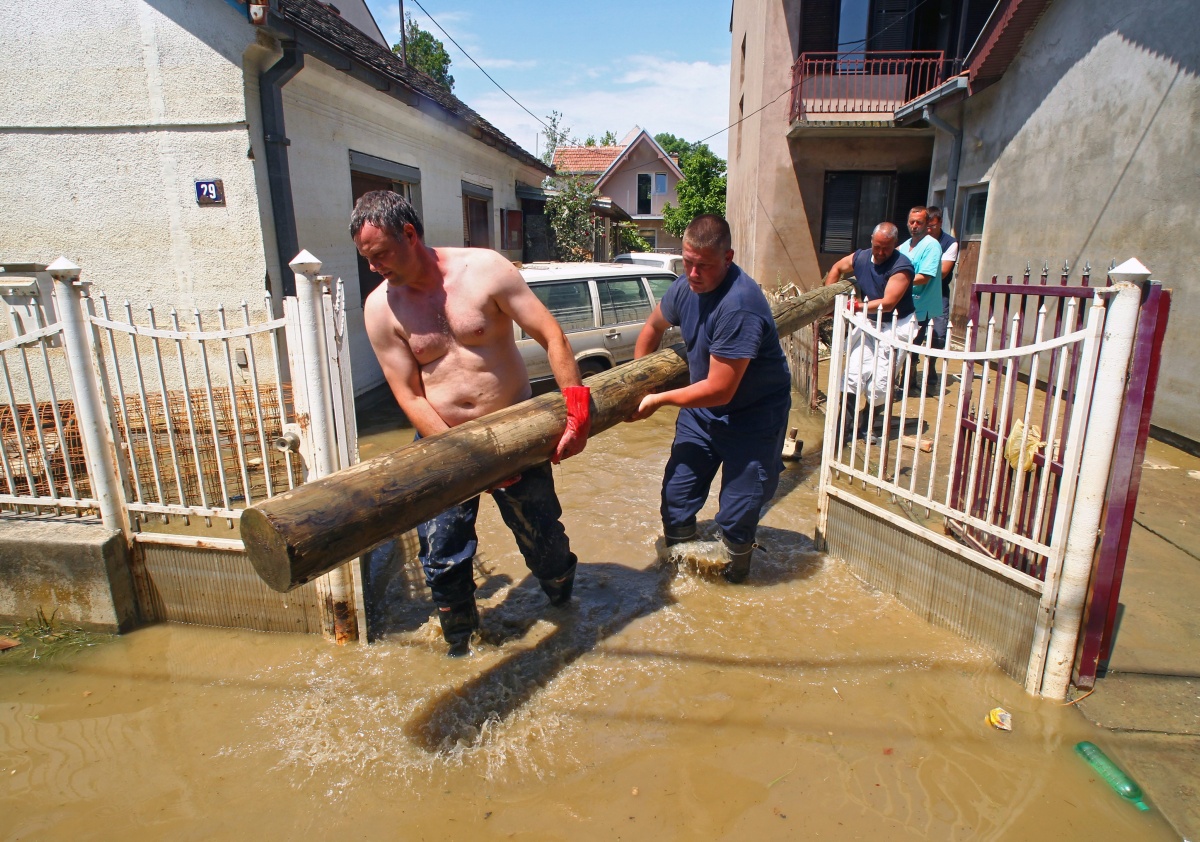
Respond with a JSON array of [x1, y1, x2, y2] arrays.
[[1, 0, 270, 313], [928, 0, 1200, 443]]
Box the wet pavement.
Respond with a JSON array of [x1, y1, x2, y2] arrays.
[[0, 395, 1191, 840]]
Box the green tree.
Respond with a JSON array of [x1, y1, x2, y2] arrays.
[[393, 15, 454, 92], [541, 110, 571, 169], [615, 222, 652, 254], [661, 142, 727, 238], [653, 132, 692, 160], [545, 175, 596, 262], [599, 130, 618, 146]]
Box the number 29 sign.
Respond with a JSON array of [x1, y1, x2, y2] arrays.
[[195, 179, 226, 206]]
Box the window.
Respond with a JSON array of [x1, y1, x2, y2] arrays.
[[500, 209, 523, 252], [349, 151, 422, 305], [462, 181, 494, 248], [598, 278, 652, 326], [820, 171, 895, 254], [528, 281, 595, 334], [645, 274, 676, 302], [961, 189, 988, 240], [639, 228, 657, 250], [637, 173, 652, 215], [654, 173, 668, 195]]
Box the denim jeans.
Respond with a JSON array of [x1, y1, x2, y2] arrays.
[[416, 460, 573, 606], [661, 402, 790, 546]]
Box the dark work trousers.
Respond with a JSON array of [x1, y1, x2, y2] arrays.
[[416, 461, 574, 606], [661, 402, 790, 546]]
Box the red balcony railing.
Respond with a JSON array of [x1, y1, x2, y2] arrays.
[[790, 51, 945, 122]]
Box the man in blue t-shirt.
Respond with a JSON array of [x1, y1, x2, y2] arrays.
[[630, 214, 792, 583], [823, 222, 917, 441], [927, 205, 958, 359]]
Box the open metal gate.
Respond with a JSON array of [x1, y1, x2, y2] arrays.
[[817, 264, 1157, 697]]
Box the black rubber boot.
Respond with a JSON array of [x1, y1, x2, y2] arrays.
[[540, 555, 578, 607], [437, 598, 479, 657], [664, 522, 698, 547], [720, 534, 756, 584]]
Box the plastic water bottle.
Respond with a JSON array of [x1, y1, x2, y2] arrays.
[[1075, 741, 1149, 811]]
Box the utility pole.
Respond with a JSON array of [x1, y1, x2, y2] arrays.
[[398, 0, 407, 64]]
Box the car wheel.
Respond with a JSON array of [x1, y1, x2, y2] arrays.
[[578, 359, 608, 379]]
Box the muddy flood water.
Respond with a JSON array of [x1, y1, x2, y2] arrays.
[[1, 407, 1178, 840]]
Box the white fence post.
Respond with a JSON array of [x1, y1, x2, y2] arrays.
[[289, 250, 357, 644], [1039, 277, 1144, 698], [290, 250, 337, 477], [46, 257, 126, 532]]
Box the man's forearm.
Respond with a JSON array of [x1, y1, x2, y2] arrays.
[[545, 334, 583, 388]]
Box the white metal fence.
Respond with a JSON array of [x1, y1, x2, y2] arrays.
[[0, 252, 362, 640], [817, 280, 1142, 698]]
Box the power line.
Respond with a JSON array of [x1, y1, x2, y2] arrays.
[[408, 0, 555, 137]]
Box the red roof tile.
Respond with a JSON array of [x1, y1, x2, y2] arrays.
[[553, 145, 625, 175]]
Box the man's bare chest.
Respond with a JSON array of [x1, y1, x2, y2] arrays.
[[393, 291, 501, 364]]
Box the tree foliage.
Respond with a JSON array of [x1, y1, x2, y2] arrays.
[[615, 222, 652, 254], [545, 175, 596, 262], [659, 139, 728, 239], [599, 130, 618, 146], [393, 15, 454, 92], [541, 110, 571, 168]]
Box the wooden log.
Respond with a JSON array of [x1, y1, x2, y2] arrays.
[[241, 280, 853, 592]]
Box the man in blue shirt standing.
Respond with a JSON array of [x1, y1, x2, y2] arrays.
[[897, 206, 943, 393], [630, 214, 792, 583], [927, 205, 958, 367]]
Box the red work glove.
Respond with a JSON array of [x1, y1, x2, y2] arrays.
[[849, 297, 868, 314], [553, 385, 591, 463]]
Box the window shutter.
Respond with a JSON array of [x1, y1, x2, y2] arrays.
[[821, 172, 859, 254], [800, 0, 839, 53], [870, 0, 911, 52]]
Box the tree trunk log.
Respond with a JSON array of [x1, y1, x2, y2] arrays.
[[241, 280, 852, 592]]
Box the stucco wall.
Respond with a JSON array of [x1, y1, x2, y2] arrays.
[[928, 0, 1200, 442], [1, 0, 270, 312], [3, 0, 550, 397]]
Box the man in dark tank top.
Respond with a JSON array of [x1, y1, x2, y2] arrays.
[[823, 222, 918, 441]]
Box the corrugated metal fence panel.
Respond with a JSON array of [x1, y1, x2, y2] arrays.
[[824, 493, 1039, 682], [138, 544, 324, 633]]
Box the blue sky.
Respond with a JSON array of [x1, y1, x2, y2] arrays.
[[362, 0, 734, 160]]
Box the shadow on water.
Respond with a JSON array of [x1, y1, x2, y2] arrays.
[[401, 527, 822, 754], [402, 561, 675, 753]]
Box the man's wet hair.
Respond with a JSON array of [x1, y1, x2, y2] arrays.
[[872, 222, 900, 243], [350, 190, 424, 241], [908, 205, 929, 218], [927, 205, 943, 221], [683, 213, 732, 254]]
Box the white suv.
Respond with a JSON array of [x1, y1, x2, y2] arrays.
[[613, 252, 685, 277], [516, 262, 681, 381]]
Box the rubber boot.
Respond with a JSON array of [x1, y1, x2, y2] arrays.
[[663, 522, 698, 547], [539, 555, 578, 607], [436, 598, 479, 657], [720, 534, 755, 584]]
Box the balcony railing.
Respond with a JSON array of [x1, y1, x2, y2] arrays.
[[790, 51, 945, 122]]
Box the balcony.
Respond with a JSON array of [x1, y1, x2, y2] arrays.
[[790, 51, 945, 126]]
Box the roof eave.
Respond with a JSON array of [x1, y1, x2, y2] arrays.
[[262, 9, 553, 177]]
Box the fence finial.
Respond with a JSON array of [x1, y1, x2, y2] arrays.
[[46, 256, 80, 282]]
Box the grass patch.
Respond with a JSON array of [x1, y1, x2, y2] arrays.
[[0, 607, 113, 668]]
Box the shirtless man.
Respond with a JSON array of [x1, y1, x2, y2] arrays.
[[350, 190, 591, 656]]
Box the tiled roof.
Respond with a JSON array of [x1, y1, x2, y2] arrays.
[[553, 145, 625, 175], [967, 0, 1054, 89], [269, 0, 553, 175]]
